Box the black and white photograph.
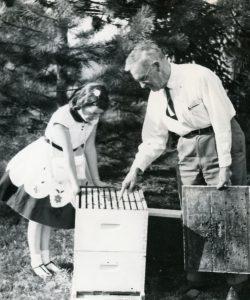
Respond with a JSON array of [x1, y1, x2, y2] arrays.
[[1, 0, 250, 299]]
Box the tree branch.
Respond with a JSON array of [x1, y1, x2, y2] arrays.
[[2, 20, 43, 34], [230, 8, 245, 32], [0, 40, 34, 50], [26, 6, 58, 23]]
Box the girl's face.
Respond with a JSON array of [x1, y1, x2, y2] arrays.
[[81, 106, 104, 122]]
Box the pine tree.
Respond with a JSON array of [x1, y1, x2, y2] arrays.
[[217, 0, 250, 110], [0, 0, 111, 135], [0, 0, 246, 136], [97, 0, 231, 124]]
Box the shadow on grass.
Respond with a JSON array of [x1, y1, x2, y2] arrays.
[[145, 217, 184, 297], [59, 262, 73, 273], [0, 202, 21, 225]]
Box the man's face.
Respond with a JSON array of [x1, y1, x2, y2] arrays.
[[130, 61, 165, 92]]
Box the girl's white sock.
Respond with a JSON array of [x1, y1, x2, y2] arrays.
[[41, 250, 50, 265], [30, 254, 43, 268]]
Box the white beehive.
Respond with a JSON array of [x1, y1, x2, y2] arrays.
[[71, 187, 148, 300]]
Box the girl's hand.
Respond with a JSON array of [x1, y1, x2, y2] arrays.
[[78, 179, 88, 187], [72, 182, 81, 195], [71, 183, 81, 208], [93, 179, 110, 187]]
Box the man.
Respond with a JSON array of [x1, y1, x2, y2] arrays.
[[120, 42, 248, 300]]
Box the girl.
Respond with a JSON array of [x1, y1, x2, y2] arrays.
[[0, 82, 109, 278]]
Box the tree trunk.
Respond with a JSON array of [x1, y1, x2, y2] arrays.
[[56, 25, 69, 106]]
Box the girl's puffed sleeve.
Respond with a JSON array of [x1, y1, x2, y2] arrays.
[[49, 105, 74, 129], [45, 105, 74, 139]]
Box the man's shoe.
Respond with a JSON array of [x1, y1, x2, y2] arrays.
[[180, 288, 201, 299], [226, 287, 240, 300], [178, 281, 206, 299]]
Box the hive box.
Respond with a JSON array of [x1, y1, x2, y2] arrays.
[[71, 187, 148, 300]]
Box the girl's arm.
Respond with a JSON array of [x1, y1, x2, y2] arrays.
[[53, 124, 80, 195], [84, 124, 107, 187]]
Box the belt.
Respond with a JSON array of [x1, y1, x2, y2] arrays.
[[182, 126, 213, 138], [44, 137, 84, 152]]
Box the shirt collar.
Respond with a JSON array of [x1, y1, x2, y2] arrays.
[[166, 63, 178, 89], [69, 105, 88, 123]]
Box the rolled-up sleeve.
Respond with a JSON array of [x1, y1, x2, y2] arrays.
[[200, 70, 236, 167], [130, 91, 169, 172]]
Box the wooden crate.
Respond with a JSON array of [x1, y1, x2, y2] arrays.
[[182, 185, 250, 274], [71, 187, 148, 300]]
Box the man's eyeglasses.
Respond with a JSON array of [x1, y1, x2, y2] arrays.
[[138, 64, 153, 83]]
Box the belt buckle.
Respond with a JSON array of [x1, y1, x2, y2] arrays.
[[186, 132, 195, 138]]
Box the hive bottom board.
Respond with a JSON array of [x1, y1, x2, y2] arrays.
[[71, 292, 144, 300]]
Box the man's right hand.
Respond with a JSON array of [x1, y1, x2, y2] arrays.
[[217, 166, 231, 190], [119, 168, 141, 200]]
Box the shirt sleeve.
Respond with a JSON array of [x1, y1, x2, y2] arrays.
[[200, 69, 236, 168], [130, 91, 169, 172]]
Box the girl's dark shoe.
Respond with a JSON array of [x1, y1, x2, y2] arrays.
[[44, 261, 61, 274]]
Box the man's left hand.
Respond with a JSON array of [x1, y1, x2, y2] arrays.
[[217, 166, 231, 190]]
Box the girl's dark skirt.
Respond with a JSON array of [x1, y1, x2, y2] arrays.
[[0, 171, 75, 229]]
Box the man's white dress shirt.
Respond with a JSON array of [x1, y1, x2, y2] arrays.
[[130, 63, 236, 172]]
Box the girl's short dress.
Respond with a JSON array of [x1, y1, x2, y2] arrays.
[[0, 104, 98, 229]]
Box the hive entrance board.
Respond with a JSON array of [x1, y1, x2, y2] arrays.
[[182, 185, 250, 274]]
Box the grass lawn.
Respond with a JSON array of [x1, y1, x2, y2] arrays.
[[1, 209, 249, 300]]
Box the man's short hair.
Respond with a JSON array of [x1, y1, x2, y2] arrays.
[[125, 41, 165, 72]]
